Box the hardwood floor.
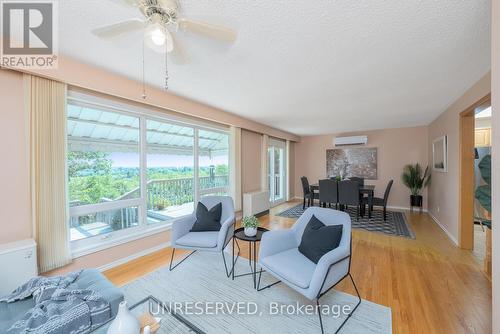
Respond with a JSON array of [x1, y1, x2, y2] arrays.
[[104, 201, 492, 333]]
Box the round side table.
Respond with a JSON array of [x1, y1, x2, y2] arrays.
[[232, 227, 268, 289]]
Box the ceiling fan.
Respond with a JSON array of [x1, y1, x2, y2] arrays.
[[92, 0, 237, 64]]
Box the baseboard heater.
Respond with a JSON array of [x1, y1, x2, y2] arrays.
[[243, 191, 270, 218], [0, 239, 38, 296]]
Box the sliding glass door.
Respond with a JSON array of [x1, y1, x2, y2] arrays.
[[268, 138, 286, 206]]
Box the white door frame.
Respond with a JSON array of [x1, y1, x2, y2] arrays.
[[268, 138, 287, 207]]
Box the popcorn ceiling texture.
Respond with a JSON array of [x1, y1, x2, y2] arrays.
[[59, 0, 490, 135]]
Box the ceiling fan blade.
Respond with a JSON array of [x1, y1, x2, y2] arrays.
[[178, 18, 237, 43], [92, 18, 146, 38], [170, 34, 189, 65]]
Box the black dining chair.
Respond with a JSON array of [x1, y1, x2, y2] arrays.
[[319, 179, 338, 209], [301, 176, 319, 209], [349, 177, 365, 186], [362, 180, 393, 221], [338, 180, 361, 220]]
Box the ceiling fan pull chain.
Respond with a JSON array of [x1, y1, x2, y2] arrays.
[[142, 36, 147, 99], [165, 40, 169, 91]]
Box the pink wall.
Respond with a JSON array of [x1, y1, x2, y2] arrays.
[[294, 126, 429, 209], [491, 0, 499, 331], [427, 73, 491, 244], [241, 129, 262, 193], [0, 70, 31, 244]]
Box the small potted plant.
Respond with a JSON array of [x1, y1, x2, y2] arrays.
[[241, 215, 259, 237], [401, 163, 431, 211]]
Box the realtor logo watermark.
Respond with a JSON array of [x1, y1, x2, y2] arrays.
[[1, 0, 58, 69]]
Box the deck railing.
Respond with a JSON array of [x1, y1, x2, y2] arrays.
[[70, 175, 229, 234], [118, 175, 229, 209]]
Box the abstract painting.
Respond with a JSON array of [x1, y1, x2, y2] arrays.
[[326, 147, 377, 180]]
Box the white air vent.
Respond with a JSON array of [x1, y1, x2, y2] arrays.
[[334, 135, 368, 146]]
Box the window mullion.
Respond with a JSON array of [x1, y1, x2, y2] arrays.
[[139, 116, 148, 227]]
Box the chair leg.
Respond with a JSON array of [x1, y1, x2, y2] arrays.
[[383, 207, 387, 221], [317, 273, 362, 334], [303, 197, 306, 210], [256, 269, 282, 291], [317, 299, 324, 334], [169, 248, 197, 271]]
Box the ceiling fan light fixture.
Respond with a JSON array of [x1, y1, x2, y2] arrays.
[[144, 23, 174, 53], [146, 23, 166, 46], [151, 29, 165, 45]]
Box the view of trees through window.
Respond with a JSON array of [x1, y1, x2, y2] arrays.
[[67, 101, 230, 242]]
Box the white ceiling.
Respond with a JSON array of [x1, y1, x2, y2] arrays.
[[59, 0, 491, 136]]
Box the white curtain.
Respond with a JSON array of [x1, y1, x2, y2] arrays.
[[229, 126, 242, 211], [27, 75, 71, 273]]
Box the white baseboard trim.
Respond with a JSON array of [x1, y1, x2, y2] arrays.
[[427, 211, 459, 246], [97, 241, 171, 272], [387, 205, 428, 213]]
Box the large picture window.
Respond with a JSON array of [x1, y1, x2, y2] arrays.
[[67, 96, 231, 251]]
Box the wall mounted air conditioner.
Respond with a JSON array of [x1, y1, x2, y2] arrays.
[[334, 135, 368, 146]]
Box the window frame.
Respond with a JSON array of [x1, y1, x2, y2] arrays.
[[67, 91, 231, 257]]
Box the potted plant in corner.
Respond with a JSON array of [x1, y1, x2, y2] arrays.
[[401, 163, 431, 212], [241, 215, 259, 237]]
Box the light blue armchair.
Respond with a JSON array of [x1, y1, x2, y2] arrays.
[[169, 196, 238, 277], [258, 207, 361, 333]]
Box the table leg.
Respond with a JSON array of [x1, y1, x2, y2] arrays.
[[248, 242, 252, 268], [369, 191, 373, 219], [253, 241, 257, 289]]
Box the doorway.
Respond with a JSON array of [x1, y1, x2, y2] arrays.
[[268, 138, 286, 207], [459, 94, 491, 262]]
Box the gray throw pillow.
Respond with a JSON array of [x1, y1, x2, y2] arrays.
[[190, 202, 222, 232], [298, 215, 343, 263]]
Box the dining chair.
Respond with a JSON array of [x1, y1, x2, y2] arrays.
[[338, 180, 361, 220], [319, 179, 338, 209], [362, 180, 393, 221], [349, 177, 365, 186], [301, 176, 319, 209]]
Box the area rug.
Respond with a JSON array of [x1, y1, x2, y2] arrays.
[[122, 252, 392, 333], [277, 204, 415, 239]]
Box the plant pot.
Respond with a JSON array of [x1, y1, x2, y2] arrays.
[[107, 301, 140, 334], [244, 227, 257, 237], [410, 195, 423, 208]]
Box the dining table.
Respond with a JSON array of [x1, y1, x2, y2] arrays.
[[310, 182, 375, 218]]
